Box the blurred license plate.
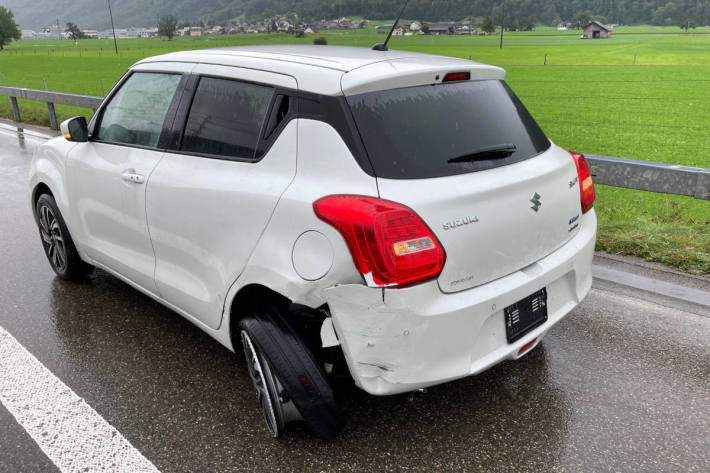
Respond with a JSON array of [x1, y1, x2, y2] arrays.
[[504, 288, 548, 343]]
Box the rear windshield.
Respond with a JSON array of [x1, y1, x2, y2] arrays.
[[347, 80, 550, 179]]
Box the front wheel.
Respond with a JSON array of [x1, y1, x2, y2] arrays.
[[35, 194, 92, 281], [239, 307, 342, 440]]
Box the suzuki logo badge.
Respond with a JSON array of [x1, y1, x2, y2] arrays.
[[530, 192, 542, 212]]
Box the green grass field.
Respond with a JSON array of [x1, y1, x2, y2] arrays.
[[1, 27, 708, 273]]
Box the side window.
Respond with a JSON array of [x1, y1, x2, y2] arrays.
[[181, 77, 273, 160], [96, 72, 182, 148]]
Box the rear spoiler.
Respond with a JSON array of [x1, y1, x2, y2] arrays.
[[341, 58, 505, 96]]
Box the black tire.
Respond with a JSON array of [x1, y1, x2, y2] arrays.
[[35, 194, 93, 281], [239, 306, 342, 440]]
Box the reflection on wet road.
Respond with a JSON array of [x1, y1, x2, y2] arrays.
[[0, 125, 708, 472]]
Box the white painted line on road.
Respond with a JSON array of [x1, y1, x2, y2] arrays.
[[0, 325, 161, 473], [593, 265, 710, 308], [0, 122, 55, 141]]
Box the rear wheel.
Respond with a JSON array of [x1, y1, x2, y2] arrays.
[[239, 306, 342, 440], [35, 194, 92, 281]]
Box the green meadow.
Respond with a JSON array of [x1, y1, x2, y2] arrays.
[[1, 27, 708, 273]]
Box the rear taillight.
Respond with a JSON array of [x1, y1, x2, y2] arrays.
[[313, 195, 446, 288], [568, 151, 595, 214]]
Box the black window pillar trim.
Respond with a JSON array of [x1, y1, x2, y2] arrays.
[[294, 91, 376, 177], [165, 74, 200, 152]]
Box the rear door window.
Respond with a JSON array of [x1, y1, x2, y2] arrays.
[[96, 72, 182, 148], [347, 80, 550, 179], [181, 77, 273, 160]]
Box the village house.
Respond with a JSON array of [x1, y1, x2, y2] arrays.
[[395, 20, 411, 30], [176, 26, 203, 37], [96, 27, 156, 39], [428, 22, 456, 35], [456, 21, 477, 35], [204, 26, 225, 35], [276, 20, 292, 32], [36, 16, 371, 42], [582, 21, 611, 39], [36, 25, 64, 40]]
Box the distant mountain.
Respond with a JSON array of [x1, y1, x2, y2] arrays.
[[2, 0, 247, 30]]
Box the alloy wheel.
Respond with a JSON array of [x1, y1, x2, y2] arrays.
[[241, 330, 284, 437], [38, 204, 67, 274]]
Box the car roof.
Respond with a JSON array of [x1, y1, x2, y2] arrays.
[[135, 45, 506, 96]]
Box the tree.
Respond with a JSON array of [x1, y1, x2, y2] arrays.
[[519, 15, 537, 31], [571, 11, 593, 29], [481, 16, 495, 34], [652, 2, 682, 25], [680, 19, 697, 30], [158, 15, 178, 40], [65, 22, 86, 40], [0, 6, 21, 50], [421, 23, 430, 34], [505, 16, 520, 31]]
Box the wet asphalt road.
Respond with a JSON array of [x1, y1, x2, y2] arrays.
[[1, 125, 709, 473]]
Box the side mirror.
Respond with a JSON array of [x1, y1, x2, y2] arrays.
[[60, 116, 89, 142]]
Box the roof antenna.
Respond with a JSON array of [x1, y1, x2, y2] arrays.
[[372, 0, 410, 51]]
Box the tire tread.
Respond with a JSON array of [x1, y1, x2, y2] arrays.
[[240, 307, 342, 440]]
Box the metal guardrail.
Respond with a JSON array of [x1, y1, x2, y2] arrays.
[[0, 86, 102, 131], [587, 155, 710, 201], [0, 85, 708, 201]]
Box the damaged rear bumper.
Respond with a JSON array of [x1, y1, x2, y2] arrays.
[[324, 210, 597, 396]]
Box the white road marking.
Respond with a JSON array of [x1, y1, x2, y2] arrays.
[[0, 326, 161, 473], [593, 265, 710, 309], [0, 121, 55, 140]]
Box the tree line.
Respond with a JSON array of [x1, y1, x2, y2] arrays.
[[234, 0, 710, 27]]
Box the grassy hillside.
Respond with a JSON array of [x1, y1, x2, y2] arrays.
[[1, 28, 708, 273]]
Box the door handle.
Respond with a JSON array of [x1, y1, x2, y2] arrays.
[[121, 169, 145, 184]]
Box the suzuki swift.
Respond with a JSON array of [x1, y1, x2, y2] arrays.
[[29, 45, 596, 439]]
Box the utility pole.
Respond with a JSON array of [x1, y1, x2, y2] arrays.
[[107, 0, 119, 55], [499, 2, 504, 48]]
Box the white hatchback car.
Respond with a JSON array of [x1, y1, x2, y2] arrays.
[[29, 45, 596, 439]]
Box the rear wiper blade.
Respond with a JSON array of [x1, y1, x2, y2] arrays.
[[447, 144, 517, 163]]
